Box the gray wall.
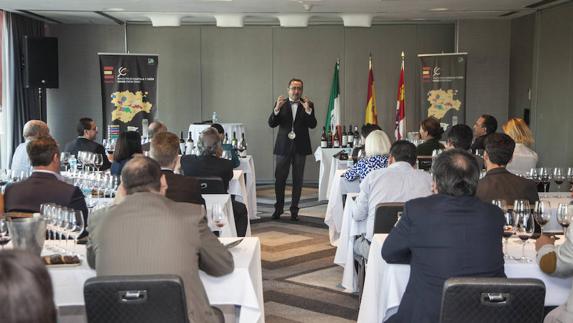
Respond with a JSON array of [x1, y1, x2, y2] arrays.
[[46, 23, 456, 182], [509, 15, 535, 120], [458, 20, 511, 126]]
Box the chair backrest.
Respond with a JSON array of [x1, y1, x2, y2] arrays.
[[440, 277, 546, 323], [417, 156, 433, 171], [196, 176, 226, 194], [84, 275, 190, 323], [373, 203, 404, 234]]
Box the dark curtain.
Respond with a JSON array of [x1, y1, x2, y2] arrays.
[[9, 13, 45, 155]]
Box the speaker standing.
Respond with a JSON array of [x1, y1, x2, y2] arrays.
[[268, 79, 317, 221]]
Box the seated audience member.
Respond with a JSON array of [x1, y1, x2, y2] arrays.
[[344, 129, 391, 181], [382, 149, 506, 323], [476, 133, 539, 205], [4, 136, 88, 224], [416, 116, 445, 156], [111, 131, 143, 176], [0, 250, 57, 323], [142, 120, 167, 152], [64, 117, 111, 170], [150, 131, 205, 205], [180, 127, 248, 236], [350, 124, 382, 160], [87, 157, 233, 323], [536, 227, 573, 322], [211, 123, 240, 168], [11, 120, 50, 175], [444, 124, 484, 169], [503, 117, 538, 175], [352, 140, 432, 259], [471, 114, 498, 153]]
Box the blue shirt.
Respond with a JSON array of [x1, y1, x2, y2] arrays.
[[343, 154, 389, 181]]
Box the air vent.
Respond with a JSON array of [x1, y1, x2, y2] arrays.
[[526, 0, 561, 9], [499, 10, 519, 17]]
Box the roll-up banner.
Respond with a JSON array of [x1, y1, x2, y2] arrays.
[[418, 53, 467, 127], [98, 53, 159, 138]]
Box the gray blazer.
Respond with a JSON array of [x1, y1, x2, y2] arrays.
[[87, 192, 234, 323]]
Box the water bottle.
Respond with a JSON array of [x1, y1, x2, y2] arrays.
[[212, 111, 219, 123], [69, 156, 77, 172]]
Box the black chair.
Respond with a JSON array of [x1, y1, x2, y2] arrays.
[[440, 277, 546, 323], [84, 275, 190, 323], [373, 203, 405, 234], [197, 176, 226, 194], [417, 156, 433, 171]]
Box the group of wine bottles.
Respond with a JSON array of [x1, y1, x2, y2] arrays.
[[179, 130, 248, 157], [321, 125, 360, 149]]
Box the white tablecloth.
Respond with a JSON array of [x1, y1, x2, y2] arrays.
[[235, 156, 258, 219], [48, 238, 265, 323], [314, 147, 349, 201], [228, 170, 252, 236], [188, 123, 245, 143], [357, 234, 573, 323], [324, 169, 359, 246]]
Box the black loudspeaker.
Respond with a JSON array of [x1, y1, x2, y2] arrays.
[[23, 36, 59, 88]]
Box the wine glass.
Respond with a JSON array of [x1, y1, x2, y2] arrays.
[[567, 167, 573, 192], [514, 200, 534, 262], [68, 210, 84, 255], [557, 203, 571, 237], [554, 168, 565, 192], [539, 167, 552, 192], [0, 219, 11, 249], [211, 204, 226, 233], [94, 154, 104, 172], [493, 200, 513, 259], [533, 200, 552, 233], [60, 152, 71, 172]]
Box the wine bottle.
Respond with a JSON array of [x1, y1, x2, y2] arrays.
[[326, 128, 333, 148], [238, 133, 247, 157], [179, 131, 186, 155], [347, 124, 354, 148], [341, 125, 348, 148], [320, 127, 328, 148], [185, 131, 194, 155], [224, 133, 229, 145], [333, 129, 340, 148], [353, 126, 360, 147], [231, 131, 238, 149]]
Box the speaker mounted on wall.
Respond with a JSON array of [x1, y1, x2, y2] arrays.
[[23, 36, 59, 89]]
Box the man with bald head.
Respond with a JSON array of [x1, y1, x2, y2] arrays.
[[11, 120, 50, 175]]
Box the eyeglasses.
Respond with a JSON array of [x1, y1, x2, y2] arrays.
[[289, 86, 303, 90]]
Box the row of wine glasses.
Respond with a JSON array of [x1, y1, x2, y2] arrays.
[[77, 151, 105, 172], [63, 170, 119, 198], [524, 167, 573, 192], [0, 169, 31, 187], [40, 203, 85, 255]]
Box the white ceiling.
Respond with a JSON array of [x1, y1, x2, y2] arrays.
[[1, 0, 566, 25]]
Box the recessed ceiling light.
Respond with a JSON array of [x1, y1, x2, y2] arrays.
[[430, 8, 449, 11], [105, 8, 125, 11]]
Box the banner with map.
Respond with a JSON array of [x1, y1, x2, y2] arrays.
[[99, 53, 158, 137], [418, 53, 467, 127]]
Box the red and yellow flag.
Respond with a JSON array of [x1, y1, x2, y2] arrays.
[[394, 52, 406, 140], [364, 55, 378, 125]]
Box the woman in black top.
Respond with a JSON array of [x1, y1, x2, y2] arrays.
[[416, 117, 445, 156], [111, 131, 143, 176]]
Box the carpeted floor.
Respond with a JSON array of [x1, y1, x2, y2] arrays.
[[253, 185, 359, 322]]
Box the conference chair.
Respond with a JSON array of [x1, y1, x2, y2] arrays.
[[417, 156, 433, 171], [196, 176, 226, 194], [84, 275, 189, 323], [440, 277, 546, 323], [373, 203, 405, 234]]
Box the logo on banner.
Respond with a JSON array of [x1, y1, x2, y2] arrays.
[[118, 67, 128, 77], [433, 67, 441, 79]]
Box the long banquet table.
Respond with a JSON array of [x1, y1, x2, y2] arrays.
[[49, 237, 265, 323], [357, 234, 573, 323]]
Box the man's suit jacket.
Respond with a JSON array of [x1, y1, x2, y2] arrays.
[[180, 155, 233, 192], [3, 172, 88, 223], [382, 194, 506, 323], [87, 192, 234, 323], [161, 169, 205, 205], [268, 100, 317, 156], [64, 137, 111, 170], [476, 167, 539, 205]]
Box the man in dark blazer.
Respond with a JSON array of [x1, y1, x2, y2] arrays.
[[268, 78, 317, 220], [149, 131, 204, 206], [471, 114, 497, 153], [4, 136, 89, 224], [63, 117, 111, 171], [382, 149, 506, 323], [476, 133, 539, 205], [180, 127, 248, 237]]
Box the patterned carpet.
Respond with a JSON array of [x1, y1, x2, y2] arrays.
[[253, 185, 359, 322]]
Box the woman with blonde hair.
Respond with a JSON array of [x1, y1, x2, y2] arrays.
[[344, 129, 392, 181], [502, 118, 538, 175]]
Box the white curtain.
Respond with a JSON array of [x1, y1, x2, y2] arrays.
[[0, 12, 14, 169]]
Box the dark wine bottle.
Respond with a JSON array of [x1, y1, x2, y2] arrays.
[[320, 127, 328, 148], [179, 131, 186, 155]]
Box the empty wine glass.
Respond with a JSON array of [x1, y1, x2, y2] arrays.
[[567, 167, 573, 192], [514, 200, 534, 262], [554, 168, 565, 192], [0, 219, 11, 249], [557, 203, 571, 237], [94, 154, 104, 172], [68, 210, 84, 255], [60, 152, 71, 172], [533, 200, 552, 233]]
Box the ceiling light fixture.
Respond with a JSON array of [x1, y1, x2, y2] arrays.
[[104, 8, 124, 12], [429, 8, 449, 11]]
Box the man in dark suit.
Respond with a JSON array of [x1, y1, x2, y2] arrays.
[[382, 149, 505, 323], [142, 120, 167, 152], [444, 124, 484, 170], [149, 131, 204, 206], [268, 78, 317, 220], [63, 117, 111, 170], [4, 136, 89, 224], [180, 127, 248, 236], [471, 114, 497, 153], [476, 133, 539, 205]]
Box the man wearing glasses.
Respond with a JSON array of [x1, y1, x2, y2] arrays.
[[268, 79, 317, 221], [471, 114, 498, 153], [64, 117, 111, 170]]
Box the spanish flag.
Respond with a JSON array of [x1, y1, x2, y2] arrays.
[[394, 52, 406, 140], [364, 55, 378, 125]]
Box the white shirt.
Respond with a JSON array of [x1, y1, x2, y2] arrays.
[[273, 99, 311, 118], [32, 169, 65, 181], [506, 143, 538, 175], [11, 141, 32, 175], [351, 161, 433, 241]]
